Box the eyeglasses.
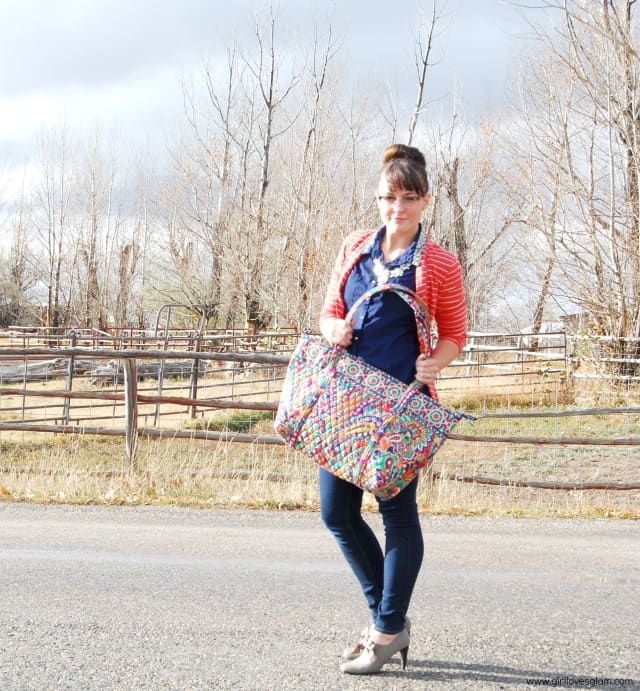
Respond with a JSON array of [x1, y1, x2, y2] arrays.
[[377, 194, 423, 206]]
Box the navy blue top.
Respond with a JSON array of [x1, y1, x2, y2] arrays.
[[343, 226, 422, 385]]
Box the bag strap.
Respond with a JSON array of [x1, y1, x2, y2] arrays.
[[344, 283, 431, 354]]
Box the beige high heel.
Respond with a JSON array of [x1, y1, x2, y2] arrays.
[[340, 627, 410, 675], [341, 626, 370, 660], [342, 616, 411, 661]]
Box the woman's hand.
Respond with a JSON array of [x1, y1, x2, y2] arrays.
[[415, 353, 441, 386], [321, 317, 354, 347], [415, 340, 461, 386]]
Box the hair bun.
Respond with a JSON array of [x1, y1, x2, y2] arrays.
[[382, 143, 426, 167]]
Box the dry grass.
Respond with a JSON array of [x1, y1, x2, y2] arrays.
[[0, 420, 638, 518]]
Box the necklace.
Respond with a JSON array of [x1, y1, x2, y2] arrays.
[[364, 225, 427, 286], [372, 257, 413, 286]]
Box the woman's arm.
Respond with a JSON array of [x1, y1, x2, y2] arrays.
[[414, 338, 460, 386]]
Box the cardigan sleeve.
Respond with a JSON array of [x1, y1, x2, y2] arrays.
[[319, 229, 374, 325], [319, 238, 349, 325], [431, 253, 467, 353]]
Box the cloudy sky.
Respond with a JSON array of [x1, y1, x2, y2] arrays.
[[0, 0, 543, 175]]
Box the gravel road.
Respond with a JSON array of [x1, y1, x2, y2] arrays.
[[0, 503, 638, 690]]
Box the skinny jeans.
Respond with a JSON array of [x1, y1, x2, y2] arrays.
[[319, 467, 424, 634]]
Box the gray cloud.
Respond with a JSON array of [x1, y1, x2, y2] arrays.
[[0, 0, 544, 171], [2, 0, 538, 97], [1, 0, 265, 95]]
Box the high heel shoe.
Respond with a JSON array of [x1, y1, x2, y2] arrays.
[[341, 626, 370, 660], [341, 616, 411, 661], [340, 627, 410, 675]]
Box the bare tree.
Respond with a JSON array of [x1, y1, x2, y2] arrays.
[[113, 158, 150, 329], [273, 18, 346, 328], [402, 1, 522, 329], [0, 192, 36, 325], [163, 6, 302, 330], [501, 47, 570, 337], [511, 0, 640, 368], [407, 1, 443, 145], [174, 44, 244, 323], [242, 5, 300, 329], [33, 126, 74, 328], [419, 109, 520, 330], [73, 128, 117, 329]]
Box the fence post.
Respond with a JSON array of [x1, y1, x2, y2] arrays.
[[189, 334, 203, 419], [564, 332, 573, 391], [123, 357, 138, 472], [63, 331, 77, 424]]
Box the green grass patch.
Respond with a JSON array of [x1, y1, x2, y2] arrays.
[[186, 409, 275, 433]]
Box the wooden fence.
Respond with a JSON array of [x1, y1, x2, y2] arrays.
[[1, 331, 639, 490]]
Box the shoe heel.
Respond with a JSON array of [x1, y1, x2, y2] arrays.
[[399, 645, 409, 670]]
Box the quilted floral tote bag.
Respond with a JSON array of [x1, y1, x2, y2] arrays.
[[274, 283, 472, 498]]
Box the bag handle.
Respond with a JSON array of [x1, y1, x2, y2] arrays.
[[344, 282, 431, 355]]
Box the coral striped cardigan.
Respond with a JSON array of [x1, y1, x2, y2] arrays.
[[319, 228, 467, 397]]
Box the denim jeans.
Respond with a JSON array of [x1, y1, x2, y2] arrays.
[[319, 467, 424, 634]]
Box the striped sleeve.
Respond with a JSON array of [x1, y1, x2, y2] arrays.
[[419, 243, 467, 353], [319, 229, 375, 325], [319, 238, 349, 324]]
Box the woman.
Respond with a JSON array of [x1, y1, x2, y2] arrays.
[[318, 143, 467, 675]]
